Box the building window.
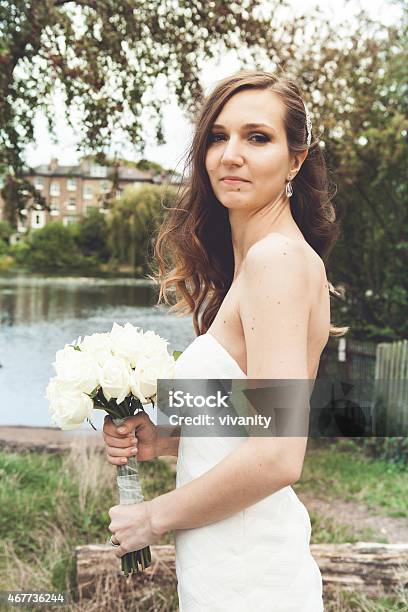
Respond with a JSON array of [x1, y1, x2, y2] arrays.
[[50, 199, 59, 215], [34, 176, 44, 190], [67, 178, 77, 191], [67, 197, 76, 210], [90, 165, 107, 178], [83, 184, 93, 199], [63, 216, 77, 226], [101, 180, 110, 193], [32, 210, 46, 229], [50, 181, 60, 196]]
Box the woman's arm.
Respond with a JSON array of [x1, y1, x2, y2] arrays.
[[150, 435, 306, 534], [150, 236, 313, 535]]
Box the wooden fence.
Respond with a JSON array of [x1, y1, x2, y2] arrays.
[[318, 337, 377, 380], [317, 337, 408, 436], [374, 339, 408, 436]]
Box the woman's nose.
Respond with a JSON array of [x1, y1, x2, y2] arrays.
[[220, 138, 244, 165]]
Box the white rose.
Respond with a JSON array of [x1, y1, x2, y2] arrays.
[[53, 345, 100, 394], [109, 322, 145, 368], [130, 353, 175, 404], [99, 354, 132, 404], [81, 332, 113, 367], [46, 377, 93, 430], [142, 330, 171, 360]]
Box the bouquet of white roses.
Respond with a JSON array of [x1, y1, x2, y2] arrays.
[[45, 322, 176, 576]]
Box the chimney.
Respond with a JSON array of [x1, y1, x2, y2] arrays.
[[80, 157, 91, 173], [49, 158, 59, 172]]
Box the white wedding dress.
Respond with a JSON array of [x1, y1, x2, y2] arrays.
[[174, 333, 324, 612]]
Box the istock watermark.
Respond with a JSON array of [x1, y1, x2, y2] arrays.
[[169, 389, 231, 409]]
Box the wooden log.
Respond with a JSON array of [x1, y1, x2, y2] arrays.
[[75, 544, 176, 601], [311, 542, 408, 594], [75, 542, 408, 601]]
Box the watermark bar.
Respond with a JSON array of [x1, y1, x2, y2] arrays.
[[156, 378, 408, 437], [0, 592, 69, 607]]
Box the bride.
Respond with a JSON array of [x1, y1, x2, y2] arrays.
[[105, 69, 348, 610]]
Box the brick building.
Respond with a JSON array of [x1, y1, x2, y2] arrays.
[[0, 157, 180, 234]]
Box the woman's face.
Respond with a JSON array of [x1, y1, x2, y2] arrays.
[[205, 89, 294, 211]]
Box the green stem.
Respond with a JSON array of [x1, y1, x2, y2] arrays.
[[122, 554, 129, 577]]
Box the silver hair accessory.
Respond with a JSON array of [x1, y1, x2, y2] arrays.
[[303, 100, 312, 147], [285, 100, 312, 198]]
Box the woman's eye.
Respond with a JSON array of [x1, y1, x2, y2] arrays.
[[208, 133, 269, 144], [249, 133, 269, 143], [208, 133, 225, 143]]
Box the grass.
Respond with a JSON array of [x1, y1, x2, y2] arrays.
[[1, 439, 407, 610], [295, 438, 408, 518], [0, 442, 176, 608], [308, 509, 380, 544], [324, 587, 408, 611]]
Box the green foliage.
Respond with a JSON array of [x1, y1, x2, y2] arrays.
[[359, 437, 408, 467], [298, 6, 408, 341], [75, 208, 111, 262], [8, 240, 30, 265], [136, 158, 166, 173], [0, 219, 13, 242], [0, 254, 14, 271], [0, 239, 8, 256], [107, 183, 177, 272], [24, 221, 99, 273], [2, 188, 176, 274]]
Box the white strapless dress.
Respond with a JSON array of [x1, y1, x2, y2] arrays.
[[173, 333, 324, 611]]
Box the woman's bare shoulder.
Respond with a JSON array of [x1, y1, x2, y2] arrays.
[[244, 232, 326, 284]]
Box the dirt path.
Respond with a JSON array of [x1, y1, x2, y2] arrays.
[[298, 490, 408, 544], [0, 425, 104, 452], [0, 426, 178, 469]]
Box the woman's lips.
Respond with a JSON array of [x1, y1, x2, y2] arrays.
[[221, 178, 248, 184]]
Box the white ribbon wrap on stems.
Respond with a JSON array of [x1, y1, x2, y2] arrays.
[[112, 416, 144, 506]]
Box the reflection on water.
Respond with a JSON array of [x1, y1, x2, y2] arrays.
[[0, 273, 196, 427], [0, 275, 158, 327]]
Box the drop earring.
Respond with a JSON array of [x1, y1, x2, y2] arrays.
[[285, 176, 293, 198]]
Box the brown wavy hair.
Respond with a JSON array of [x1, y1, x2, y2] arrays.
[[149, 69, 349, 338]]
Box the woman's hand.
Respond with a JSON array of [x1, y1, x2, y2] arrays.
[[103, 411, 158, 465], [108, 500, 162, 558]]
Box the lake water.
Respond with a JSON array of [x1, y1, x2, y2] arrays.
[[0, 273, 196, 429]]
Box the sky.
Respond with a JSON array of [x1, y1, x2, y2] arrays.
[[23, 0, 402, 172]]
